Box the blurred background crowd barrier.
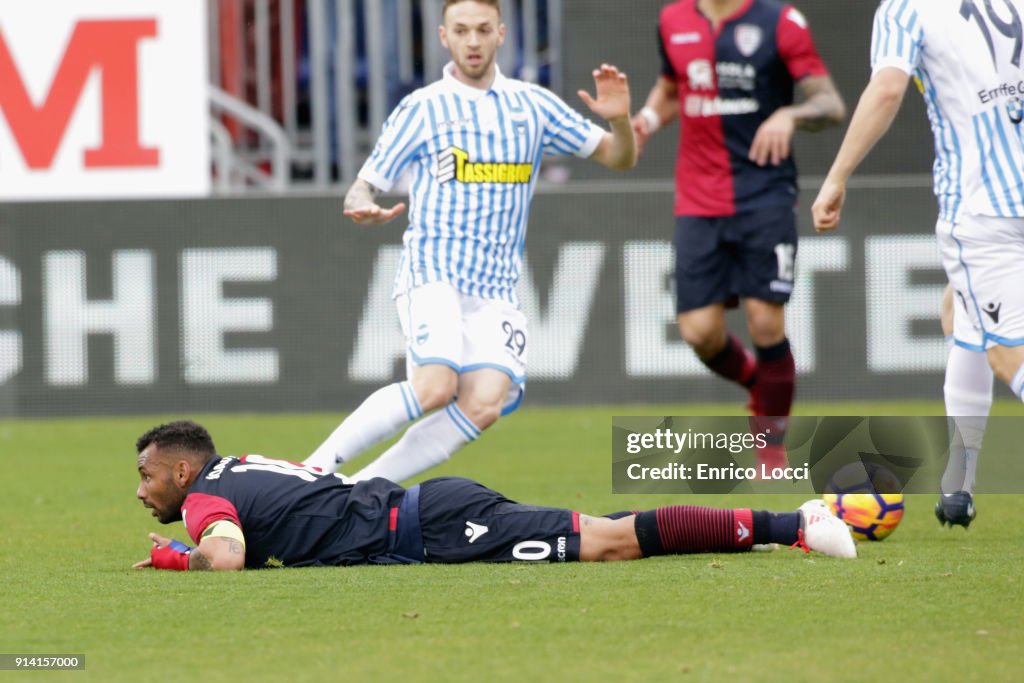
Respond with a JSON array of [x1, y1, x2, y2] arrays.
[[208, 0, 563, 190], [203, 0, 934, 190]]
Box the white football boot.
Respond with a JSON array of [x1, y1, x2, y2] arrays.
[[796, 499, 857, 559]]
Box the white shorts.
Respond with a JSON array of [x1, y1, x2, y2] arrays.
[[396, 282, 527, 414], [937, 214, 1024, 351]]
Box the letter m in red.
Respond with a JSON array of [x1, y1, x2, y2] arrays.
[[0, 20, 159, 169]]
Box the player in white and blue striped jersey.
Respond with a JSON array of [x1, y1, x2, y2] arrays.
[[304, 0, 637, 482], [812, 0, 1024, 527]]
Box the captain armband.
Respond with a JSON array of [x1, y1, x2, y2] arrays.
[[201, 520, 246, 549]]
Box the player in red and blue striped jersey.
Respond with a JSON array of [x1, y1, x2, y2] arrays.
[[632, 0, 844, 469]]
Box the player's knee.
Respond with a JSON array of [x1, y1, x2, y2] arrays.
[[986, 345, 1024, 386], [456, 398, 502, 430], [677, 310, 726, 356], [678, 325, 718, 355], [748, 326, 784, 348], [596, 544, 642, 562], [678, 325, 702, 347], [746, 311, 785, 345], [579, 516, 643, 562], [411, 375, 458, 412]]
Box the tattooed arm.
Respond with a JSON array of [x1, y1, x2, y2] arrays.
[[188, 520, 246, 571], [188, 536, 245, 571], [343, 178, 407, 225], [791, 75, 847, 132], [748, 75, 846, 167]]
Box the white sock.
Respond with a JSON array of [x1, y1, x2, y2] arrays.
[[303, 381, 422, 472], [1011, 362, 1024, 402], [941, 345, 993, 495], [350, 402, 480, 483]]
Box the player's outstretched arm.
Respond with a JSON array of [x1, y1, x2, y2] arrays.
[[580, 64, 638, 170], [343, 178, 407, 225], [133, 529, 245, 571], [812, 67, 910, 232], [631, 75, 679, 156]]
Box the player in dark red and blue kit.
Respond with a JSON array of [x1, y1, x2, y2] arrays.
[[132, 421, 856, 570], [632, 0, 844, 469]]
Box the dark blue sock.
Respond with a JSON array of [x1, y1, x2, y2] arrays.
[[752, 511, 800, 545]]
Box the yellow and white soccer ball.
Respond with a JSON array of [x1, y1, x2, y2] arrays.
[[823, 492, 904, 541]]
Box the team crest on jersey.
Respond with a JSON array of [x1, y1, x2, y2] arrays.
[[437, 146, 534, 184], [734, 24, 763, 57]]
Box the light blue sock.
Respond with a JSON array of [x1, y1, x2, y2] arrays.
[[304, 381, 422, 472], [941, 346, 992, 495], [350, 402, 479, 483]]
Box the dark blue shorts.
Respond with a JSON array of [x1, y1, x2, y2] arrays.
[[674, 206, 797, 313], [402, 477, 581, 563]]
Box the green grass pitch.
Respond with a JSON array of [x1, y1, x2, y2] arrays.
[[2, 402, 1021, 682]]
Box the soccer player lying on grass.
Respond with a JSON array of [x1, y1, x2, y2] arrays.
[[133, 421, 855, 571]]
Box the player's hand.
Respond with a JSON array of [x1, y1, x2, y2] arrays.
[[811, 178, 846, 232], [749, 109, 795, 166], [578, 64, 631, 122], [344, 202, 407, 225], [133, 533, 194, 570], [132, 532, 173, 569]]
